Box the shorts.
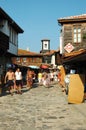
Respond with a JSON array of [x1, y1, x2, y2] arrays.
[[16, 80, 22, 86], [28, 77, 33, 82], [7, 80, 14, 87]]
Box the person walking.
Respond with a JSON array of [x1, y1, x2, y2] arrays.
[[4, 68, 15, 96], [42, 72, 50, 88], [50, 70, 54, 82], [38, 70, 42, 85], [26, 68, 33, 89], [15, 68, 22, 94]]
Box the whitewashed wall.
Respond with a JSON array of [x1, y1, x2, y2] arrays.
[[51, 54, 55, 66]]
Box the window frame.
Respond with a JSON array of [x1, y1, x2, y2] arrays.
[[16, 57, 20, 62], [23, 57, 27, 62], [73, 26, 82, 43]]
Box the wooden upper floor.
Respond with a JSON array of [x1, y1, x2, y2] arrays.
[[58, 14, 86, 53], [0, 7, 24, 55]]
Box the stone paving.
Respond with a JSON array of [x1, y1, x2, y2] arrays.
[[0, 83, 86, 130]]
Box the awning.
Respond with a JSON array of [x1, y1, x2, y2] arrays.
[[28, 65, 39, 69], [40, 65, 49, 69]]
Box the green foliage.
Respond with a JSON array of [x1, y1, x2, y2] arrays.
[[83, 33, 86, 39]]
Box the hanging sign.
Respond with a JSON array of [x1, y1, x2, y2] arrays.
[[64, 43, 74, 53]]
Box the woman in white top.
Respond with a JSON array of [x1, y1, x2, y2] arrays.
[[15, 68, 22, 94]]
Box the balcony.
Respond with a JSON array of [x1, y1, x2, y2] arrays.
[[0, 31, 9, 55]]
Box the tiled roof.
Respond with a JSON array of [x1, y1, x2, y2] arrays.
[[62, 49, 86, 62], [64, 49, 86, 58], [43, 50, 56, 56], [18, 49, 42, 56], [59, 14, 86, 20], [58, 14, 86, 23]]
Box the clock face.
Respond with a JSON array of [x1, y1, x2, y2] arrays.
[[43, 41, 48, 50]]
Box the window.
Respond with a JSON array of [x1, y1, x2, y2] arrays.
[[44, 44, 47, 48], [23, 58, 27, 62], [9, 26, 18, 45], [16, 57, 20, 62], [43, 41, 48, 50], [73, 27, 81, 43]]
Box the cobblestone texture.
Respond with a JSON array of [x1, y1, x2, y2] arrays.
[[0, 83, 86, 130]]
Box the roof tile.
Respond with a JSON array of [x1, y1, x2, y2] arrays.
[[18, 49, 42, 56]]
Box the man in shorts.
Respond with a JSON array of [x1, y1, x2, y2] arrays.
[[4, 68, 15, 96]]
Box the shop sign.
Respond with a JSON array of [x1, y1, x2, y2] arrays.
[[64, 43, 74, 53]]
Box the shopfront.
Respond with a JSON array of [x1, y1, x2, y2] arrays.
[[61, 50, 86, 103]]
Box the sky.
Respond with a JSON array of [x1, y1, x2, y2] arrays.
[[0, 0, 86, 52]]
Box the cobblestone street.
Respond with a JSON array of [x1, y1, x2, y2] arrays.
[[0, 83, 86, 130]]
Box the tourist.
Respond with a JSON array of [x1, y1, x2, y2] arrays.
[[42, 72, 50, 88], [15, 68, 22, 94], [50, 70, 54, 82], [38, 70, 42, 85], [4, 68, 15, 96], [26, 68, 33, 89]]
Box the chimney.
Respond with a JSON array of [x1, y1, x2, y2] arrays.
[[26, 47, 30, 51]]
